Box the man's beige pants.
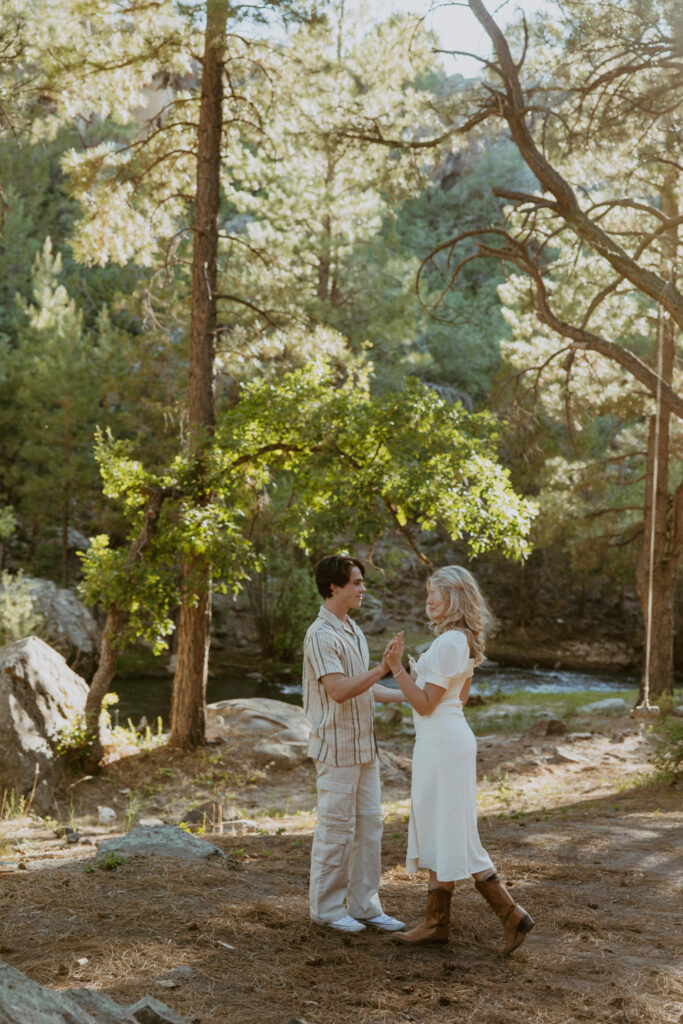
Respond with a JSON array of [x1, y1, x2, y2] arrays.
[[309, 760, 384, 924]]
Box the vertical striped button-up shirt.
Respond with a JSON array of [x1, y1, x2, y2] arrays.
[[302, 605, 377, 766]]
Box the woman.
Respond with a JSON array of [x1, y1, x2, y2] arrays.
[[385, 566, 534, 954]]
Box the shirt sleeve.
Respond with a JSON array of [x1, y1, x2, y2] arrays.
[[420, 631, 469, 688], [306, 628, 345, 680]]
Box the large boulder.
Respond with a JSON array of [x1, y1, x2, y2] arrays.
[[206, 697, 311, 767], [0, 960, 189, 1023], [0, 637, 89, 813], [23, 577, 100, 674]]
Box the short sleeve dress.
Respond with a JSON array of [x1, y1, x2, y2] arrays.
[[405, 629, 494, 881]]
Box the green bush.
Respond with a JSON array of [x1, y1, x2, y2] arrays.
[[0, 570, 45, 646], [650, 717, 683, 781]]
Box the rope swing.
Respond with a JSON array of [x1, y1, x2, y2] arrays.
[[631, 306, 664, 723]]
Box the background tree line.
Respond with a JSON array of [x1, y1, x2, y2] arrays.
[[0, 0, 680, 762]]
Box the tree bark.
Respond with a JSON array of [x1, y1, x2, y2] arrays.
[[635, 170, 682, 702], [169, 0, 226, 751], [466, 0, 683, 332], [83, 487, 170, 769], [83, 606, 126, 770]]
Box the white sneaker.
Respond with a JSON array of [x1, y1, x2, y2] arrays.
[[361, 913, 405, 932], [326, 915, 366, 934]]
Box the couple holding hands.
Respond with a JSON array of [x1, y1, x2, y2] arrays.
[[302, 554, 534, 953]]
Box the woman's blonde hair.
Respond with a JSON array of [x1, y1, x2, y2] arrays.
[[427, 565, 494, 665]]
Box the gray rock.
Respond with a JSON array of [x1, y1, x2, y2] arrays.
[[207, 697, 310, 738], [0, 637, 89, 813], [377, 704, 404, 726], [251, 739, 305, 769], [20, 577, 100, 665], [223, 818, 261, 833], [68, 987, 138, 1022], [0, 960, 96, 1022], [97, 825, 226, 861], [128, 996, 189, 1023], [358, 594, 389, 635], [554, 745, 590, 764], [377, 747, 411, 782], [527, 716, 568, 737], [583, 698, 628, 713], [0, 960, 190, 1023]]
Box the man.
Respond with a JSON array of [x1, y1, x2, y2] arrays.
[[302, 553, 406, 934]]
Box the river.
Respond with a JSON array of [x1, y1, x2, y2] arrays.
[[110, 663, 641, 729]]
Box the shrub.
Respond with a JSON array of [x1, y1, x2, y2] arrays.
[[0, 570, 46, 646], [650, 717, 683, 781]]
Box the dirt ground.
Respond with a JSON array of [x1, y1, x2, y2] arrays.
[[0, 710, 681, 1024]]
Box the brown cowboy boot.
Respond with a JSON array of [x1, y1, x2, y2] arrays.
[[393, 887, 451, 946], [474, 873, 534, 955]]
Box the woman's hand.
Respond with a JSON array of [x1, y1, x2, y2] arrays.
[[384, 632, 405, 675]]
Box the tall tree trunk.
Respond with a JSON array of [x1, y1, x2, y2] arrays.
[[169, 0, 226, 750], [635, 169, 681, 702]]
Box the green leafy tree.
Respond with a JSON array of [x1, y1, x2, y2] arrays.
[[79, 357, 535, 764]]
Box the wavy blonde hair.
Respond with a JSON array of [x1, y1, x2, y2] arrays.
[[427, 565, 494, 665]]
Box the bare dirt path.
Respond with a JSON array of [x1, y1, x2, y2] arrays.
[[0, 714, 681, 1024]]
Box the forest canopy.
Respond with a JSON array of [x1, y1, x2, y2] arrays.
[[0, 0, 680, 755]]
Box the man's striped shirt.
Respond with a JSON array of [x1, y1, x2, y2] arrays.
[[302, 605, 377, 766]]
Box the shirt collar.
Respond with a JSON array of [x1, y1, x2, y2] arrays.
[[318, 604, 359, 635]]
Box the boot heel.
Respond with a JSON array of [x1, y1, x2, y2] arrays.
[[518, 914, 534, 936]]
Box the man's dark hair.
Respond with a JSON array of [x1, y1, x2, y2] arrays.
[[315, 554, 365, 599]]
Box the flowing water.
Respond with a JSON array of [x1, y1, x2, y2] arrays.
[[111, 663, 640, 729]]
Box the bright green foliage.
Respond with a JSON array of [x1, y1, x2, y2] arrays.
[[0, 570, 45, 645], [217, 360, 536, 556], [214, 9, 446, 382], [80, 360, 534, 654]]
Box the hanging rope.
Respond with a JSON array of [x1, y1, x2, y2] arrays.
[[631, 306, 664, 722]]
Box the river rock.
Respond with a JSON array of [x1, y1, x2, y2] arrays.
[[0, 960, 190, 1023], [97, 824, 226, 861], [206, 698, 311, 768], [0, 637, 89, 814], [582, 698, 628, 713]]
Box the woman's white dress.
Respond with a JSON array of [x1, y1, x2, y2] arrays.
[[406, 629, 494, 882]]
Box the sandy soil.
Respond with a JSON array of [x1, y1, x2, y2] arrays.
[[0, 711, 681, 1024]]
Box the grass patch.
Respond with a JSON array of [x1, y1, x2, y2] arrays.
[[466, 688, 639, 736]]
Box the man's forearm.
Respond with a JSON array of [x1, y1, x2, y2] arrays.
[[372, 682, 405, 703], [321, 663, 388, 703]]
